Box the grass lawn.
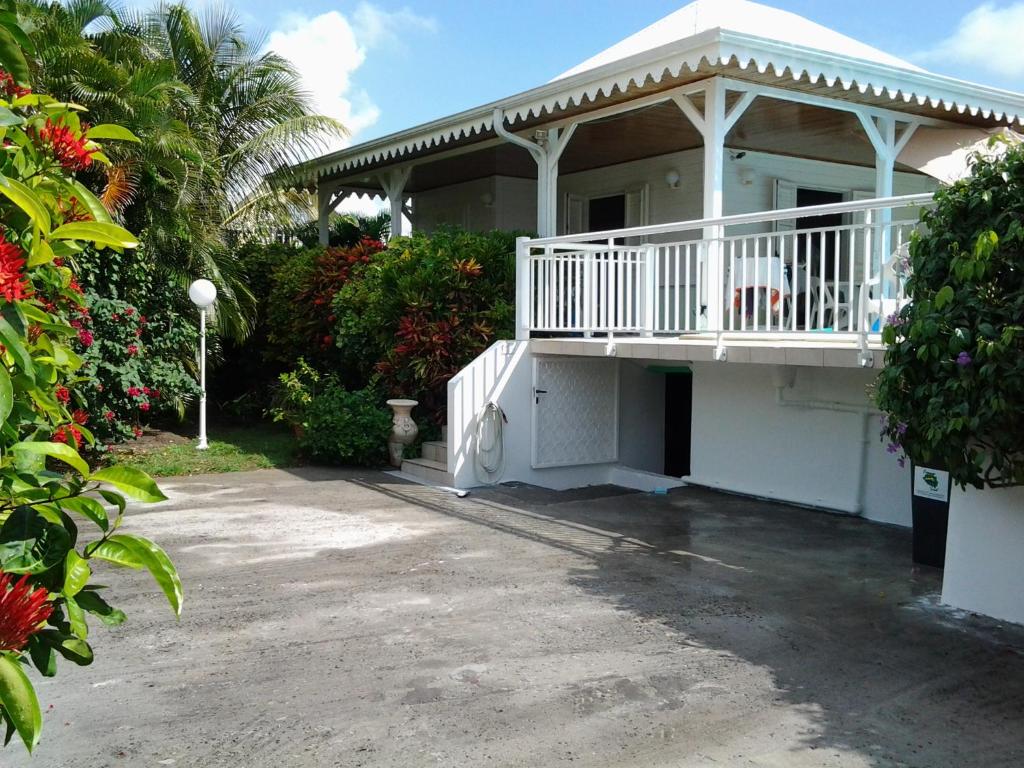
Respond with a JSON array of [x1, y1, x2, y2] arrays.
[[113, 423, 301, 477]]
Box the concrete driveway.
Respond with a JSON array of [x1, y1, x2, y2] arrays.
[[12, 468, 1024, 767]]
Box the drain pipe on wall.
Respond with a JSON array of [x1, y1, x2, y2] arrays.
[[771, 365, 878, 516]]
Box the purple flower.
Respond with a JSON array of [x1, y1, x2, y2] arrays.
[[886, 312, 903, 328], [897, 422, 908, 437], [886, 442, 899, 454], [897, 457, 906, 469], [956, 351, 973, 367]]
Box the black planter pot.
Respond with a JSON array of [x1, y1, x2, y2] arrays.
[[911, 465, 951, 568]]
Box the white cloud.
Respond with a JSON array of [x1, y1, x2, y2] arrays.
[[267, 4, 436, 152], [915, 2, 1024, 77]]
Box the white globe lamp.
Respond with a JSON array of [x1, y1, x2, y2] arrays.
[[188, 279, 217, 450]]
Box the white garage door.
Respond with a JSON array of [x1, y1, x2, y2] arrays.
[[532, 358, 619, 468]]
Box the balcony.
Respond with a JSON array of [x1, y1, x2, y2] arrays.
[[515, 194, 934, 367]]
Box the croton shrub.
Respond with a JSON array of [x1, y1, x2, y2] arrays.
[[332, 227, 517, 422], [0, 80, 178, 751], [876, 136, 1024, 489]]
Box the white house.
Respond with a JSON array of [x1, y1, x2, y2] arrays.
[[297, 1, 1024, 623]]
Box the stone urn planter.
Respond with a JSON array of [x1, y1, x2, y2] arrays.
[[386, 399, 419, 467]]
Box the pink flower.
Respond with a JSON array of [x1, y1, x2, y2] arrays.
[[104, 411, 115, 421], [77, 329, 94, 347], [127, 344, 138, 356], [126, 386, 142, 397], [142, 386, 151, 395], [139, 402, 150, 412]]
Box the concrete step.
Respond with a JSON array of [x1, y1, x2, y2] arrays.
[[420, 440, 447, 464], [401, 457, 454, 486]]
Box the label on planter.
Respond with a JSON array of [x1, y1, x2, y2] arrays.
[[913, 466, 950, 503]]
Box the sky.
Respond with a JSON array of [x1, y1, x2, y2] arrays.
[[219, 0, 1024, 212]]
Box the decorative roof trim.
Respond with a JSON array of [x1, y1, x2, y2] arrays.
[[302, 29, 1024, 183]]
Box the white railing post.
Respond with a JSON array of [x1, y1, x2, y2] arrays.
[[643, 244, 656, 335], [515, 236, 531, 340]]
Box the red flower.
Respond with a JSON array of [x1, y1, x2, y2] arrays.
[[133, 426, 143, 438], [0, 238, 30, 303], [322, 335, 333, 346], [134, 328, 143, 338], [126, 386, 142, 397], [127, 344, 138, 356], [70, 319, 82, 329], [52, 425, 82, 448], [35, 118, 95, 172], [55, 386, 70, 404], [0, 70, 31, 100], [111, 313, 120, 321], [139, 315, 147, 325], [72, 409, 88, 425], [142, 386, 151, 395], [104, 410, 115, 421], [68, 278, 82, 295], [0, 573, 52, 652], [124, 307, 134, 316], [152, 389, 161, 399], [139, 402, 150, 412], [77, 329, 94, 347], [53, 258, 64, 268]]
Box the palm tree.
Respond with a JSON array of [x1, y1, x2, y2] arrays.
[[18, 1, 346, 339]]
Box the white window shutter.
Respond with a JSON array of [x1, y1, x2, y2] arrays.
[[773, 179, 797, 231], [565, 193, 585, 235], [625, 185, 649, 227]]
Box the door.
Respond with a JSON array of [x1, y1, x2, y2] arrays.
[[664, 371, 692, 477], [532, 358, 619, 468]]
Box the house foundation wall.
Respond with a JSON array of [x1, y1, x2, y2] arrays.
[[686, 361, 911, 526]]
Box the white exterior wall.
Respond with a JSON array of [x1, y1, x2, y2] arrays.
[[414, 177, 498, 232], [943, 485, 1024, 625], [494, 176, 537, 232], [687, 361, 911, 526]]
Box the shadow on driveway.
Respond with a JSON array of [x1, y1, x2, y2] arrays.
[[359, 477, 1024, 767]]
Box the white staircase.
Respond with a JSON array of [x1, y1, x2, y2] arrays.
[[400, 424, 454, 485]]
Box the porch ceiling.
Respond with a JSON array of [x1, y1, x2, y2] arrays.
[[334, 96, 911, 196]]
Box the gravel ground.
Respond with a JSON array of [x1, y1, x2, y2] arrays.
[[9, 467, 1024, 767]]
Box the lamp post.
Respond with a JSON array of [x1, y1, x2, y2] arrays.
[[188, 279, 217, 450]]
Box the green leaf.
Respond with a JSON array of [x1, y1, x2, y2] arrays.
[[935, 285, 954, 309], [27, 238, 53, 268], [61, 179, 111, 223], [0, 507, 72, 574], [63, 550, 90, 597], [12, 441, 89, 477], [59, 496, 108, 532], [74, 590, 125, 626], [49, 222, 137, 249], [85, 124, 140, 143], [0, 174, 50, 234], [64, 595, 88, 639], [37, 630, 92, 666], [27, 639, 56, 678], [0, 105, 22, 127], [97, 489, 126, 519], [90, 466, 166, 502], [0, 364, 11, 424], [0, 26, 30, 86], [87, 539, 142, 569], [106, 534, 182, 617], [0, 654, 41, 752]]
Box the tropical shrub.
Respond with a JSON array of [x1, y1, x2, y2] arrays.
[[266, 238, 385, 368], [268, 358, 321, 434], [876, 136, 1024, 489], [298, 381, 391, 466], [332, 228, 517, 421], [77, 293, 199, 446], [0, 72, 177, 752]]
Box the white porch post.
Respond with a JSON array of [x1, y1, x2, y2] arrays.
[[317, 181, 343, 246], [857, 113, 918, 292], [379, 167, 413, 239], [493, 110, 576, 238], [673, 78, 754, 337], [515, 236, 531, 340]]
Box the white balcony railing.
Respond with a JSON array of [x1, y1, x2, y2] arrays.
[[515, 194, 934, 340]]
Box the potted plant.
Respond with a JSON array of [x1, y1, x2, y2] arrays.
[[875, 135, 1024, 620]]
